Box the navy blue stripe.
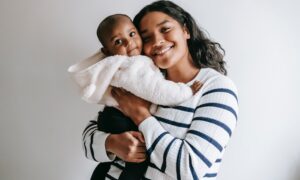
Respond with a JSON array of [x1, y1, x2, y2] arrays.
[[204, 173, 217, 177], [215, 158, 222, 163], [83, 124, 97, 141], [147, 132, 168, 156], [154, 116, 191, 128], [176, 142, 184, 180], [82, 120, 96, 136], [185, 141, 212, 167], [106, 173, 117, 180], [159, 105, 195, 112], [189, 155, 199, 180], [202, 88, 238, 102], [161, 138, 177, 172], [196, 103, 237, 120], [193, 116, 232, 136], [187, 130, 223, 152], [90, 129, 97, 161], [111, 162, 124, 170], [83, 141, 87, 158], [149, 162, 162, 172]]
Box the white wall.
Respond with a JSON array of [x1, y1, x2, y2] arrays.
[[0, 0, 299, 180]]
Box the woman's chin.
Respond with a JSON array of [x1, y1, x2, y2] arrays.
[[154, 60, 171, 69]]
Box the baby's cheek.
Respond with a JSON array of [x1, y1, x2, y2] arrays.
[[114, 48, 127, 56]]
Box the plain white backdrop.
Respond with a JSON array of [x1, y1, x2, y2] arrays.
[[1, 0, 299, 179]]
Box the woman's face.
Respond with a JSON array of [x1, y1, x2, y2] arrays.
[[139, 11, 190, 69]]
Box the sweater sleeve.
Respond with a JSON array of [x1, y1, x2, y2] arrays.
[[82, 117, 116, 162], [138, 76, 239, 179]]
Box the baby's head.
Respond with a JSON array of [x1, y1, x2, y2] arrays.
[[97, 14, 142, 56]]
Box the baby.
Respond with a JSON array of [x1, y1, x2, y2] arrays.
[[68, 14, 202, 180]]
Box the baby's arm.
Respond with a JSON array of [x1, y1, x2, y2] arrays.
[[111, 56, 202, 106]]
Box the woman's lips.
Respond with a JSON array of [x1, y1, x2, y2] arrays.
[[152, 45, 174, 56]]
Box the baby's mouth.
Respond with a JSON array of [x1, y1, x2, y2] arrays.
[[128, 47, 139, 56]]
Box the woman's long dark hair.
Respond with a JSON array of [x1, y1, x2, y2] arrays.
[[133, 0, 227, 75]]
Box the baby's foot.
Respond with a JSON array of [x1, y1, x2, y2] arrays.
[[190, 81, 203, 94]]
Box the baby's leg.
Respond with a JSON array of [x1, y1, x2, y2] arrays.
[[118, 159, 149, 180], [97, 107, 148, 180], [90, 162, 111, 180], [93, 107, 137, 179], [98, 106, 137, 133]]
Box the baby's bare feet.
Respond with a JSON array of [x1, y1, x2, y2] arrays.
[[191, 81, 203, 94]]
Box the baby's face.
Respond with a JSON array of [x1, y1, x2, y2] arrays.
[[103, 18, 142, 56]]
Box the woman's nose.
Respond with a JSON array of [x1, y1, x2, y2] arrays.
[[153, 35, 165, 47]]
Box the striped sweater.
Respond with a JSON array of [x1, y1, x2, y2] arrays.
[[82, 68, 239, 180]]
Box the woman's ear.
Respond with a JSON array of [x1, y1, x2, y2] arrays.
[[183, 24, 190, 39]]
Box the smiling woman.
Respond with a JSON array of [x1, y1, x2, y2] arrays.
[[139, 12, 191, 71], [70, 12, 203, 180], [82, 1, 238, 180]]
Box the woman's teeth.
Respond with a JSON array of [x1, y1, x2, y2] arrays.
[[154, 46, 172, 55]]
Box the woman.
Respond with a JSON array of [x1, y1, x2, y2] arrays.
[[83, 1, 238, 179]]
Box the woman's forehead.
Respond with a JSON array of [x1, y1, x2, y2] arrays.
[[139, 12, 175, 31]]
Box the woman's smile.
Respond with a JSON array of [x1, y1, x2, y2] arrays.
[[152, 45, 174, 56]]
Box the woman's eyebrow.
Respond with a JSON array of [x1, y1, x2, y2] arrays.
[[140, 19, 170, 35], [157, 20, 169, 26]]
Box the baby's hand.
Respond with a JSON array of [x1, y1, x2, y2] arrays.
[[190, 81, 203, 95]]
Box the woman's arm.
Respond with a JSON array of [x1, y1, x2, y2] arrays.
[[82, 119, 114, 162], [82, 115, 147, 163], [112, 76, 238, 179]]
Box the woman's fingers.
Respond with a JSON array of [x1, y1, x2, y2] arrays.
[[112, 87, 128, 97], [109, 132, 147, 163], [130, 131, 145, 143], [124, 149, 147, 162], [130, 152, 147, 163], [111, 87, 120, 98], [191, 80, 203, 94]]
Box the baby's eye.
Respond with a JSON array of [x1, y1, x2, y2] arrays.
[[114, 39, 123, 45], [129, 31, 136, 37]]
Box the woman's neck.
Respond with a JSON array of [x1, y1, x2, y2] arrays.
[[166, 54, 200, 83]]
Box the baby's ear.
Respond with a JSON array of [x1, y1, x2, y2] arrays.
[[101, 47, 109, 56]]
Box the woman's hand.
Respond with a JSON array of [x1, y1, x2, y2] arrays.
[[111, 87, 152, 126], [105, 131, 146, 163]]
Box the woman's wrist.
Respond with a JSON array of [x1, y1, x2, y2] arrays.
[[105, 134, 115, 154], [131, 108, 151, 126]]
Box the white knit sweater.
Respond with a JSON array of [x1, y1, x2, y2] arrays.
[[82, 68, 239, 180]]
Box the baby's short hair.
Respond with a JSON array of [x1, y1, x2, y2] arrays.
[[96, 14, 132, 46]]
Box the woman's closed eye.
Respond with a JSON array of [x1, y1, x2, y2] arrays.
[[142, 36, 151, 43], [161, 26, 171, 33]]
